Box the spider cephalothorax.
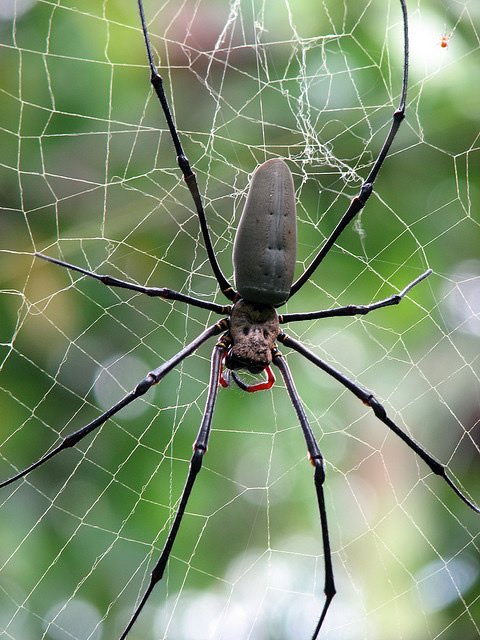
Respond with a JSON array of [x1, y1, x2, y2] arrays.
[[226, 299, 279, 373], [2, 2, 478, 640]]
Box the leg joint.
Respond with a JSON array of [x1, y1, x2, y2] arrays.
[[191, 446, 206, 473], [367, 395, 387, 420], [309, 454, 326, 485], [135, 373, 156, 395], [177, 154, 192, 176], [359, 181, 373, 204]]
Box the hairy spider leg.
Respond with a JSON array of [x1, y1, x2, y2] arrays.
[[137, 0, 235, 301], [278, 332, 480, 514], [288, 0, 409, 299], [0, 321, 227, 489], [119, 341, 226, 639], [273, 352, 336, 639]]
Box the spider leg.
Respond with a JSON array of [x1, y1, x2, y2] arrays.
[[36, 253, 231, 315], [119, 341, 226, 640], [289, 0, 409, 299], [0, 320, 227, 489], [281, 269, 431, 323], [136, 0, 235, 301], [278, 332, 480, 514], [272, 350, 336, 639]]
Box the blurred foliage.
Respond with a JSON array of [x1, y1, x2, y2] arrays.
[[0, 1, 479, 639]]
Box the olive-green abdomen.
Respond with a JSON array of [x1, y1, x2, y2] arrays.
[[233, 158, 296, 306]]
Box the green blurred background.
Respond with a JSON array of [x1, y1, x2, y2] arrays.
[[0, 0, 479, 639]]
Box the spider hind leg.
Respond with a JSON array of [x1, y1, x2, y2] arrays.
[[273, 351, 336, 638], [119, 342, 226, 639], [279, 332, 480, 515]]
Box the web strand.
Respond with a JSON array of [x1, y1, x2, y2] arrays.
[[1, 1, 479, 639]]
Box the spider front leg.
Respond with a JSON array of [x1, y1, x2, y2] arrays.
[[273, 350, 336, 638], [288, 0, 409, 299], [136, 0, 235, 301], [119, 340, 226, 640]]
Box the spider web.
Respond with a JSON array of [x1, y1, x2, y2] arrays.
[[1, 0, 479, 638]]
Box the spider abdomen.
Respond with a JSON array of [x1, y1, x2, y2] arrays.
[[233, 158, 296, 306]]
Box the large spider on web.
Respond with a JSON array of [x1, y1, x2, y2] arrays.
[[2, 0, 478, 638]]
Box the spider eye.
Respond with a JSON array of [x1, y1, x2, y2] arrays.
[[242, 326, 249, 335], [263, 329, 269, 338]]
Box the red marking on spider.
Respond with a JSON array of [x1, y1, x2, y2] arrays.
[[219, 355, 275, 392], [439, 32, 451, 48], [238, 365, 275, 392]]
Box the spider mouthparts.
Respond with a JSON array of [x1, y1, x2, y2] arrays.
[[225, 352, 265, 375]]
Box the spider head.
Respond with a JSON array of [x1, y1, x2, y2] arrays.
[[226, 299, 279, 373]]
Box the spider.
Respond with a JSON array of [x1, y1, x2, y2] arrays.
[[2, 1, 478, 638], [439, 32, 450, 48]]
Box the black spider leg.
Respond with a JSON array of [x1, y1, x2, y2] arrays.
[[36, 253, 231, 315], [0, 320, 227, 489], [281, 269, 431, 323], [278, 332, 480, 514], [289, 0, 409, 299], [272, 350, 336, 639], [119, 340, 226, 640], [137, 0, 235, 301]]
